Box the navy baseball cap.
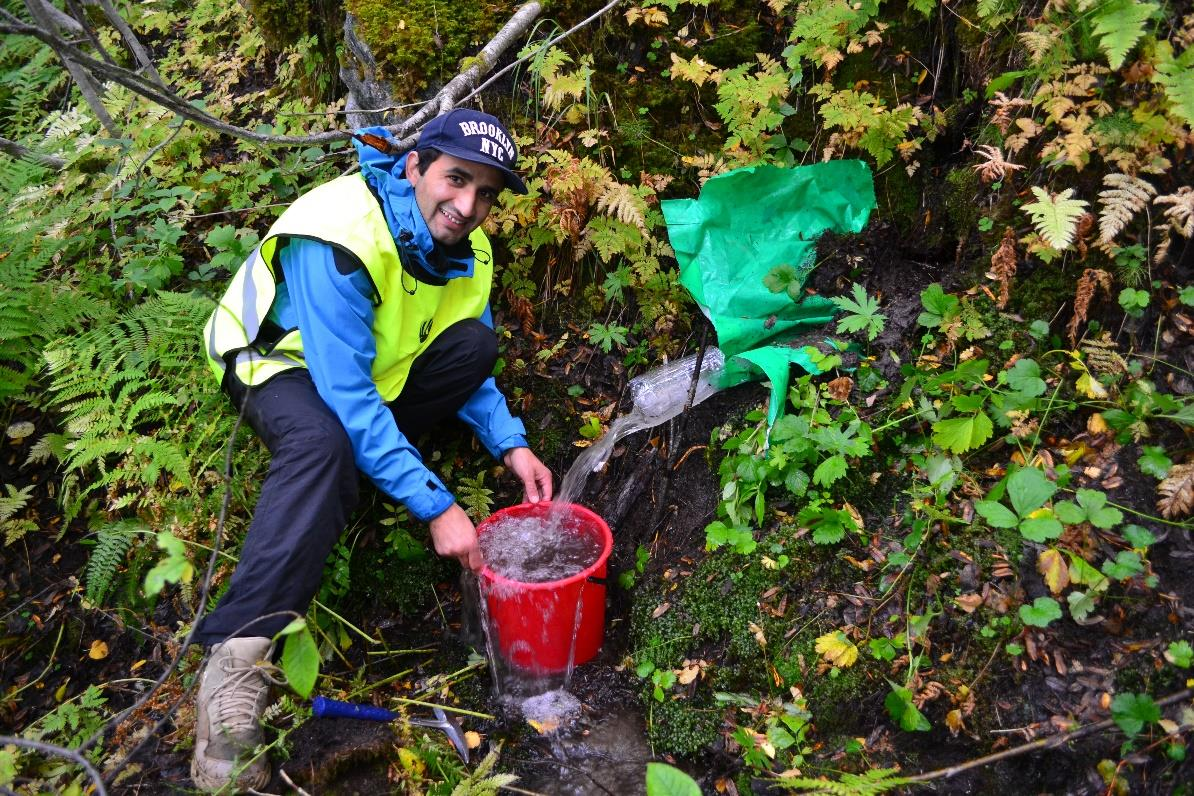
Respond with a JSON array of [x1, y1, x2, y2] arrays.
[[416, 108, 527, 195]]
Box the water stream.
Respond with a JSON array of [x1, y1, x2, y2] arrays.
[[473, 349, 729, 735]]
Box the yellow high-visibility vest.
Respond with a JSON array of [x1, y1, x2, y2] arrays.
[[203, 174, 492, 400]]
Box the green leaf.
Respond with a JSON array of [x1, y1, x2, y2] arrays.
[[813, 454, 847, 486], [1122, 524, 1156, 549], [1067, 590, 1098, 623], [830, 283, 887, 341], [974, 500, 1019, 528], [1091, 0, 1158, 69], [1019, 596, 1062, 628], [646, 763, 701, 796], [1007, 467, 1056, 517], [1077, 489, 1123, 529], [932, 412, 994, 454], [143, 531, 194, 598], [1138, 446, 1173, 479], [280, 622, 319, 698], [1102, 550, 1144, 580], [1067, 551, 1111, 592], [918, 284, 959, 327], [1165, 640, 1193, 668], [1020, 515, 1064, 542], [1007, 359, 1046, 397], [1110, 692, 1161, 737], [1022, 187, 1089, 251], [764, 264, 801, 295], [1054, 500, 1086, 525], [885, 684, 931, 732]]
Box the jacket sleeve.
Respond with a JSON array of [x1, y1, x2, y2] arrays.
[[279, 238, 455, 522], [455, 304, 529, 459]]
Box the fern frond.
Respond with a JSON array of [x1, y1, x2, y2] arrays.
[[596, 181, 648, 230], [1153, 41, 1194, 125], [775, 766, 913, 794], [1091, 0, 1158, 70], [1023, 186, 1089, 250], [85, 522, 141, 605], [0, 484, 36, 523], [1155, 187, 1194, 238], [1097, 173, 1156, 244]]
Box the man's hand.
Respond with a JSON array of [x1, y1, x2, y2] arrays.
[[428, 503, 483, 571], [503, 447, 553, 504]]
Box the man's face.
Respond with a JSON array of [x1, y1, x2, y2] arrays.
[[407, 151, 504, 246]]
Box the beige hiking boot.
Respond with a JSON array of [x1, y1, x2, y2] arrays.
[[191, 637, 275, 792]]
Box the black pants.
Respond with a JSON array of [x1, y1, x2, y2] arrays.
[[193, 319, 497, 645]]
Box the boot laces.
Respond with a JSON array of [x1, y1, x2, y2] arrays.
[[211, 656, 282, 734]]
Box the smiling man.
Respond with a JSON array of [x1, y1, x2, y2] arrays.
[[194, 109, 551, 791]]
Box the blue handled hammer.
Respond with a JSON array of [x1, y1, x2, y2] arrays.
[[312, 696, 470, 763]]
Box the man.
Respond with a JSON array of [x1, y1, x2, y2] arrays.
[[193, 108, 551, 791]]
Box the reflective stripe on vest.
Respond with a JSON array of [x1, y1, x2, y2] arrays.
[[204, 174, 493, 399]]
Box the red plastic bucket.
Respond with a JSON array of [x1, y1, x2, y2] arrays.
[[477, 502, 612, 674]]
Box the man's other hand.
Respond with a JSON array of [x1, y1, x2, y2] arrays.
[[503, 447, 553, 504], [428, 504, 483, 571]]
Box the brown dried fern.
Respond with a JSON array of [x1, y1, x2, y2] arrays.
[[1067, 268, 1113, 346], [990, 227, 1017, 309], [1080, 333, 1128, 377], [1156, 187, 1194, 238], [1097, 173, 1156, 245], [1157, 462, 1194, 519]]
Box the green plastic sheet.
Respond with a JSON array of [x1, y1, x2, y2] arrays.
[[662, 160, 876, 426]]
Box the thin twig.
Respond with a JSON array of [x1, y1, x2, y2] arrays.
[[0, 737, 107, 796], [903, 688, 1194, 785]]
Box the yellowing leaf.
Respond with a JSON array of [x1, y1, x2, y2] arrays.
[[88, 640, 109, 660], [464, 731, 483, 749], [750, 621, 768, 649], [945, 708, 966, 736], [1076, 370, 1109, 399], [1037, 548, 1070, 594], [528, 717, 560, 734], [814, 630, 859, 668]]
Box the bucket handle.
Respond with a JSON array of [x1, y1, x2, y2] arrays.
[[586, 575, 606, 586]]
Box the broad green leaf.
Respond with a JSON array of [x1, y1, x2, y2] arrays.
[[1138, 446, 1173, 479], [143, 532, 194, 598], [1092, 0, 1158, 69], [280, 622, 319, 698], [1077, 489, 1122, 529], [1007, 467, 1056, 517], [1067, 551, 1111, 592], [974, 500, 1019, 528], [1054, 500, 1086, 525], [1007, 358, 1046, 397], [918, 283, 958, 327], [1019, 596, 1062, 628], [1122, 524, 1156, 549], [932, 412, 994, 454], [1165, 640, 1193, 668], [1110, 692, 1161, 737], [1102, 550, 1144, 580], [813, 454, 847, 486], [1020, 516, 1063, 542], [1067, 590, 1098, 623], [885, 684, 931, 732]]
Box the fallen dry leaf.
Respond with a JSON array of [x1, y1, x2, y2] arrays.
[[1157, 462, 1194, 519], [89, 640, 109, 660], [651, 602, 671, 619], [954, 594, 984, 613], [826, 376, 853, 402], [464, 731, 482, 749]]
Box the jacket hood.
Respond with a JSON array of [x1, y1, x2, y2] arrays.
[[353, 127, 475, 282]]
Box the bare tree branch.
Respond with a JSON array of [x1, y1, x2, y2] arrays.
[[63, 0, 118, 69], [0, 135, 66, 168], [460, 0, 622, 108], [2, 2, 543, 149], [0, 737, 107, 796], [23, 0, 119, 136], [93, 0, 165, 86], [379, 1, 544, 149]]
